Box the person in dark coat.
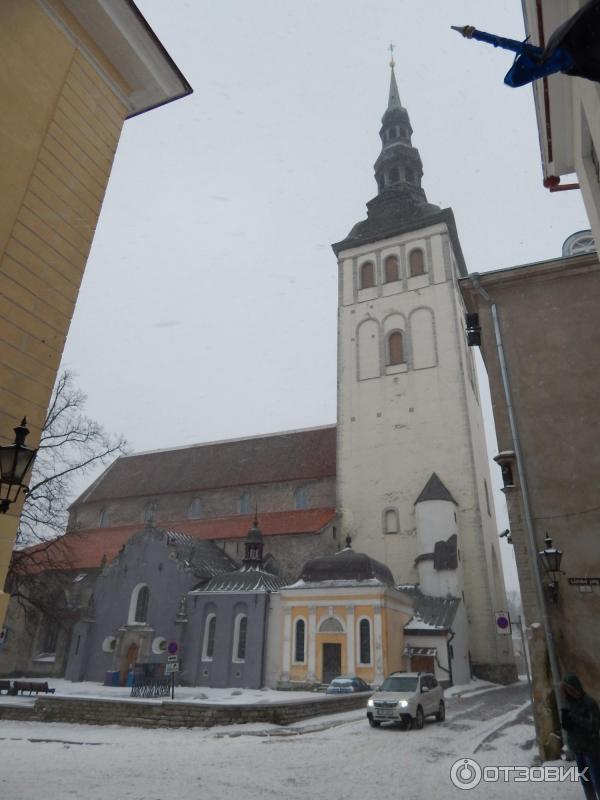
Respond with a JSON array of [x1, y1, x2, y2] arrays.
[[561, 674, 600, 800]]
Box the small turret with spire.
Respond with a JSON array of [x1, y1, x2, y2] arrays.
[[242, 509, 264, 571]]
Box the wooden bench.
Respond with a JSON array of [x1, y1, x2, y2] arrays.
[[12, 680, 55, 695]]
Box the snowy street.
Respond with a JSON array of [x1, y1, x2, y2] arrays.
[[0, 682, 583, 800]]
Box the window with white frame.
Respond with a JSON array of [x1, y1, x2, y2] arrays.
[[202, 613, 216, 661], [358, 617, 372, 665], [293, 618, 306, 663], [232, 613, 248, 662], [128, 583, 149, 624]]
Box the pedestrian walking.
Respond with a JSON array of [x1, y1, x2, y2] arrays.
[[561, 674, 600, 800]]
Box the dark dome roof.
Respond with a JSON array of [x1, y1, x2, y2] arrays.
[[299, 545, 395, 586]]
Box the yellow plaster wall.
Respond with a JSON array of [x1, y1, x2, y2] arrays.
[[0, 0, 126, 623], [382, 606, 410, 676], [352, 604, 375, 682]]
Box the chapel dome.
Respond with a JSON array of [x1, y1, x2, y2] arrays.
[[299, 539, 395, 586]]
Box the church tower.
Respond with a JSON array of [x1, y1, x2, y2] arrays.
[[333, 57, 515, 682]]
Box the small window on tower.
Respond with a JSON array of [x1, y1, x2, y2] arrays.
[[405, 167, 414, 183], [387, 331, 405, 366], [388, 127, 397, 140], [360, 261, 375, 289], [409, 248, 425, 276], [384, 255, 399, 283], [389, 167, 399, 184]]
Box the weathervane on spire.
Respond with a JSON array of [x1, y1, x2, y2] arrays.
[[388, 43, 395, 69]]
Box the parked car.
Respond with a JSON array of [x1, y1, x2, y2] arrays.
[[366, 672, 445, 729], [326, 675, 372, 694]]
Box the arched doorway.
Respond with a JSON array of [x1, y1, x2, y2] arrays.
[[120, 642, 139, 686]]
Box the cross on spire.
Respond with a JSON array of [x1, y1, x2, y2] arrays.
[[389, 43, 395, 68]]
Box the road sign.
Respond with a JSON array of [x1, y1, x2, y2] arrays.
[[167, 654, 179, 663], [165, 661, 179, 675], [495, 612, 511, 635], [167, 641, 178, 655]]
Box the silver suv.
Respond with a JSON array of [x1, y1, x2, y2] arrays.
[[366, 672, 445, 729]]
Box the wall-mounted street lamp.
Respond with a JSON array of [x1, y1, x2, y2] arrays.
[[538, 534, 564, 605], [0, 418, 38, 514]]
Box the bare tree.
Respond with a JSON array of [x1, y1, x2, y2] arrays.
[[8, 370, 127, 619]]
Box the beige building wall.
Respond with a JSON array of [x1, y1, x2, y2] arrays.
[[461, 253, 600, 753], [0, 0, 190, 625]]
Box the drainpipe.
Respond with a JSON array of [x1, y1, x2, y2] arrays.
[[469, 273, 563, 726], [445, 629, 455, 687]]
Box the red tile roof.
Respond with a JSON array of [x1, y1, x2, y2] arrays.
[[15, 508, 337, 573], [75, 426, 337, 504]]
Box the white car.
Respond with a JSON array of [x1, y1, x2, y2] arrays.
[[366, 672, 445, 729]]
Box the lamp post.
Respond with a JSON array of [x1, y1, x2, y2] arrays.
[[0, 418, 38, 514], [538, 534, 564, 605]]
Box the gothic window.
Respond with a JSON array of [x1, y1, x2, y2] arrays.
[[202, 614, 216, 660], [384, 508, 399, 534], [359, 618, 371, 664], [294, 486, 308, 509], [294, 618, 306, 663], [387, 331, 405, 366], [389, 167, 399, 184], [409, 248, 425, 276], [134, 585, 149, 623], [240, 492, 252, 514], [360, 261, 375, 289], [384, 255, 399, 283], [189, 498, 203, 519], [233, 613, 248, 662]]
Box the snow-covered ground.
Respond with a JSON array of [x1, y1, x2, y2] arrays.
[[0, 678, 321, 706], [0, 682, 583, 800]]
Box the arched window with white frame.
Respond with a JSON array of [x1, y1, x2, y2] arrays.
[[232, 613, 248, 662], [293, 618, 306, 664], [202, 613, 217, 661], [128, 583, 149, 624], [358, 617, 372, 665]]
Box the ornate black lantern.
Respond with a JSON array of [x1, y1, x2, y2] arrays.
[[0, 418, 38, 514], [538, 534, 564, 604]]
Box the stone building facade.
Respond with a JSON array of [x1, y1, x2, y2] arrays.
[[461, 249, 600, 756]]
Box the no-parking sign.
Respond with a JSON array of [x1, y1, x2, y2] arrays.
[[495, 612, 511, 635]]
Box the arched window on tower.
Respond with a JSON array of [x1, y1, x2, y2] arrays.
[[360, 261, 375, 289], [387, 331, 405, 366], [388, 127, 398, 140], [405, 167, 414, 183], [389, 167, 399, 184], [409, 248, 425, 276], [384, 255, 399, 283]]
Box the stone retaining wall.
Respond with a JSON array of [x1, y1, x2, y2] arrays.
[[0, 692, 368, 729]]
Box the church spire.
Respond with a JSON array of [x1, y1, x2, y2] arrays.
[[374, 51, 427, 205], [387, 44, 402, 111]]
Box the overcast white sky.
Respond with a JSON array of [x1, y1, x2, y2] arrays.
[[61, 1, 589, 589]]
